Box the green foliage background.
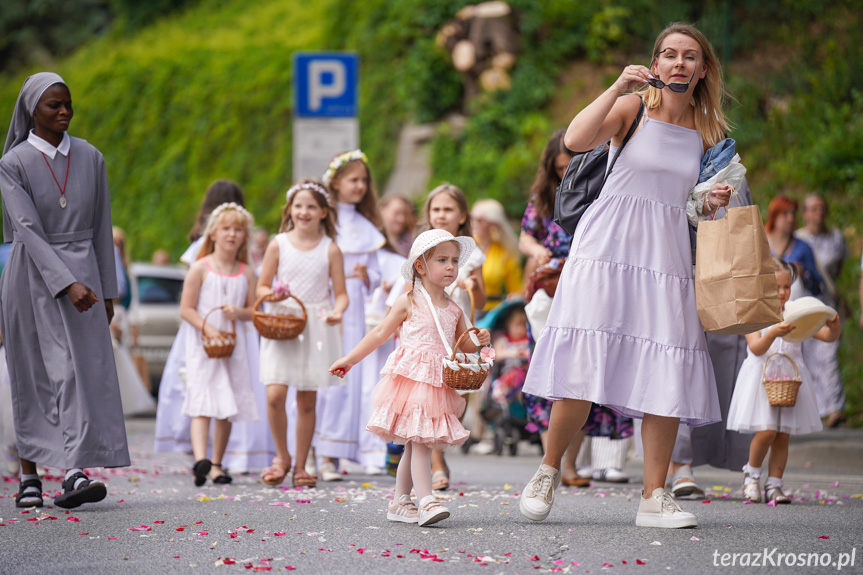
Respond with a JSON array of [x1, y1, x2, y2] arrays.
[[1, 0, 861, 420]]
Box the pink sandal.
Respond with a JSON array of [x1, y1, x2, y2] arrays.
[[261, 457, 291, 486]]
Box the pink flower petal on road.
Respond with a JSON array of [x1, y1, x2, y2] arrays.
[[818, 536, 830, 540], [691, 536, 700, 541]]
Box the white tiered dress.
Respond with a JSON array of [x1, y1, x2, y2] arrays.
[[726, 328, 823, 435]]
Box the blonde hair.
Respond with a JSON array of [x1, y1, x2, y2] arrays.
[[771, 256, 797, 283], [421, 183, 472, 237], [471, 198, 517, 255], [196, 203, 254, 262], [637, 22, 729, 147]]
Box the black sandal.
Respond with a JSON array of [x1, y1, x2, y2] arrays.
[[15, 478, 44, 508], [54, 472, 107, 509], [211, 462, 232, 485], [193, 459, 212, 486]]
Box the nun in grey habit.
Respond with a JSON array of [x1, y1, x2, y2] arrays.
[[0, 72, 129, 509]]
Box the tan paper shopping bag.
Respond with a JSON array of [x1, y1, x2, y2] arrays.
[[695, 205, 783, 334]]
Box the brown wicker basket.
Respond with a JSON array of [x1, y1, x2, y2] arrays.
[[443, 327, 491, 392], [762, 352, 801, 407], [252, 292, 307, 340], [201, 307, 236, 359]]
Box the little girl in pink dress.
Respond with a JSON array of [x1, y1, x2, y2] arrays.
[[330, 230, 492, 527]]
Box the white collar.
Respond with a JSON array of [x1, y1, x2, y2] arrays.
[[27, 131, 70, 159], [336, 202, 386, 254]]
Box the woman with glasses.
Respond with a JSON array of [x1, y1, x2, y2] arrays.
[[518, 23, 734, 529]]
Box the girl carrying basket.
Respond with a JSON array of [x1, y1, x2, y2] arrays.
[[257, 180, 348, 487], [330, 229, 491, 526], [180, 202, 259, 486], [727, 257, 840, 504]]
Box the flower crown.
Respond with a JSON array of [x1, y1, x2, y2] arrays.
[[286, 182, 330, 204], [208, 202, 253, 228], [321, 149, 368, 186]]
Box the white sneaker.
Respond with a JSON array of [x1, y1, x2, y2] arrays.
[[387, 494, 419, 523], [418, 495, 450, 526], [519, 464, 560, 522], [365, 464, 385, 476], [592, 468, 629, 483], [319, 461, 342, 482], [635, 487, 697, 528]]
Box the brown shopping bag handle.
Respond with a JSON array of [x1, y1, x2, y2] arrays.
[[709, 186, 740, 221]]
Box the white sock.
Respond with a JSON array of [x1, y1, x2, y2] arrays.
[[64, 468, 87, 490], [540, 463, 558, 474], [19, 473, 41, 496], [765, 476, 783, 490], [742, 464, 762, 482]]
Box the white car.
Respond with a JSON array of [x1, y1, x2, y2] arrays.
[[127, 263, 186, 392]]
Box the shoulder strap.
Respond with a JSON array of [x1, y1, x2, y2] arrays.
[[602, 97, 645, 187], [416, 286, 479, 357]]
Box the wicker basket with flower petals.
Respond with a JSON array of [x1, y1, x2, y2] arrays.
[[762, 352, 802, 407], [201, 307, 236, 358]]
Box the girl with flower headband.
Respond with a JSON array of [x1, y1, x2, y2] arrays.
[[155, 181, 273, 478], [180, 202, 260, 486], [330, 229, 492, 526], [256, 179, 349, 487], [316, 150, 390, 479]]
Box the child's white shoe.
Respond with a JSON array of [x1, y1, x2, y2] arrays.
[[319, 461, 342, 482], [387, 494, 419, 523], [743, 475, 762, 503], [635, 487, 697, 528], [519, 464, 560, 521], [418, 495, 450, 526]]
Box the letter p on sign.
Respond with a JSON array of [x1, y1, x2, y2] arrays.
[[309, 60, 345, 111], [294, 53, 358, 118]]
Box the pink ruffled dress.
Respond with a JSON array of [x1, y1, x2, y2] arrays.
[[366, 288, 470, 447]]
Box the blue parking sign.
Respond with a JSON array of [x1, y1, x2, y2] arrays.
[[294, 53, 359, 118]]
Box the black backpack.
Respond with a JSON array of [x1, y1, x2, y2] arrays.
[[553, 100, 644, 235]]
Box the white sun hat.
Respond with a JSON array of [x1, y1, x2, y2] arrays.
[[401, 229, 475, 282], [781, 296, 837, 343]]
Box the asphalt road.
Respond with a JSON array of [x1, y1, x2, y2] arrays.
[[1, 418, 862, 575]]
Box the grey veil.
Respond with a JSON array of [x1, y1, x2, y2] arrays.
[[2, 72, 67, 156]]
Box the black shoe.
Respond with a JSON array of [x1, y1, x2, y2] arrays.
[[193, 459, 212, 486], [54, 472, 107, 509], [211, 463, 232, 485], [15, 478, 44, 508]]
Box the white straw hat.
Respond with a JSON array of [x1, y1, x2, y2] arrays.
[[781, 296, 837, 343], [401, 229, 475, 282]]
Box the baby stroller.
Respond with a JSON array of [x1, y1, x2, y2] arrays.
[[475, 300, 541, 456]]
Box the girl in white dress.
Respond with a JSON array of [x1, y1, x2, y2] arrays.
[[155, 182, 273, 474], [257, 180, 348, 487], [181, 203, 259, 486], [727, 258, 839, 504], [421, 184, 486, 490], [316, 150, 386, 479]]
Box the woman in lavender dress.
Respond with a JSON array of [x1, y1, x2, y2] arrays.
[[519, 23, 734, 529], [519, 130, 633, 487]]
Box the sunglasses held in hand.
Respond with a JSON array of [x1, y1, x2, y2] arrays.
[[646, 50, 697, 93]]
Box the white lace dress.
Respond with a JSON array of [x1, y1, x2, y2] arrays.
[[259, 234, 344, 389]]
